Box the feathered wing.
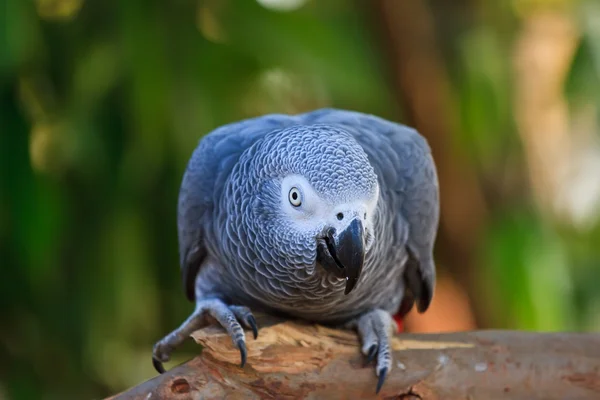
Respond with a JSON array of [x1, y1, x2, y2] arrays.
[[302, 109, 440, 315], [177, 115, 298, 301]]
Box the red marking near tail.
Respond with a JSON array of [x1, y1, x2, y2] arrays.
[[393, 313, 404, 333]]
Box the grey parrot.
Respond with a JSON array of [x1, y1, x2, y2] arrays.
[[152, 108, 439, 393]]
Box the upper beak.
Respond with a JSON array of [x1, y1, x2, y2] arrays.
[[317, 218, 366, 295]]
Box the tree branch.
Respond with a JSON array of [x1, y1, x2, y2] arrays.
[[106, 315, 600, 399]]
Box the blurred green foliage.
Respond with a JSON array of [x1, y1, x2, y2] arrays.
[[1, 0, 599, 399]]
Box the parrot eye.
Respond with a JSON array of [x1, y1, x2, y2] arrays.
[[288, 187, 302, 207]]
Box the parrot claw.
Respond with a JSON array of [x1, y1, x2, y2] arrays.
[[237, 339, 247, 368], [152, 357, 166, 374], [352, 309, 395, 394], [152, 336, 176, 374], [230, 305, 259, 340], [151, 299, 259, 374], [247, 315, 259, 340], [365, 344, 378, 365], [376, 367, 388, 394]]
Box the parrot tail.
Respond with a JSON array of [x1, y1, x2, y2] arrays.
[[393, 294, 416, 333], [393, 313, 405, 333]]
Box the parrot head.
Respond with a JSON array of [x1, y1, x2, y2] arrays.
[[240, 124, 380, 295]]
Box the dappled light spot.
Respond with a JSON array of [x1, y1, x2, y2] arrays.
[[256, 0, 307, 12], [29, 123, 55, 174], [240, 67, 330, 116], [196, 2, 228, 43], [36, 0, 83, 20]]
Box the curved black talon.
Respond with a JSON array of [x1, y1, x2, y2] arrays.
[[365, 344, 378, 366], [375, 367, 388, 394], [153, 357, 166, 374], [248, 315, 259, 340], [237, 339, 247, 368]]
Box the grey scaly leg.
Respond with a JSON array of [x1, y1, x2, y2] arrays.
[[346, 309, 395, 394], [152, 298, 259, 373]]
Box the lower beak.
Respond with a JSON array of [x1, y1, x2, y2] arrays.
[[317, 218, 366, 295]]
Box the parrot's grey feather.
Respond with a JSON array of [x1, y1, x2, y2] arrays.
[[303, 109, 439, 314], [177, 116, 300, 300], [178, 108, 438, 314]]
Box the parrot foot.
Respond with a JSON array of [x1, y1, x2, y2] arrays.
[[152, 299, 259, 374], [347, 309, 395, 394]]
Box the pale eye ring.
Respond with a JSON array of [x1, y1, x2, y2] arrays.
[[288, 187, 302, 207]]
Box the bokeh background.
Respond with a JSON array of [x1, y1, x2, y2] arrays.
[[2, 0, 600, 398]]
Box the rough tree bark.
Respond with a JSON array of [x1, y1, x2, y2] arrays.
[[107, 315, 600, 399]]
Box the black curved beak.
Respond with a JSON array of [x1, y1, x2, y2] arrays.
[[317, 218, 365, 295]]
